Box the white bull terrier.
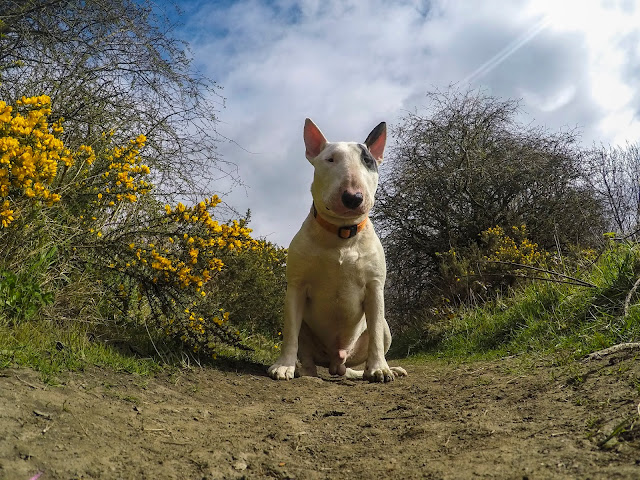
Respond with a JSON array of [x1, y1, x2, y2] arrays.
[[267, 118, 407, 383]]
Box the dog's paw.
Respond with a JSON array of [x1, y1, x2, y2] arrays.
[[364, 362, 406, 383], [267, 363, 296, 380]]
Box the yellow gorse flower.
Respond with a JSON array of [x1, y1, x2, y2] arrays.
[[0, 200, 14, 227], [0, 95, 94, 227], [482, 225, 548, 266]]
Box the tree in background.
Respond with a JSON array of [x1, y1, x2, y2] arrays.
[[373, 88, 606, 329], [0, 0, 233, 201], [585, 143, 640, 239]]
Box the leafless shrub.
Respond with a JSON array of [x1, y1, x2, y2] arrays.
[[373, 87, 605, 328]]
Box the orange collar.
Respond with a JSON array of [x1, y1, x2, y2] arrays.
[[312, 204, 368, 239]]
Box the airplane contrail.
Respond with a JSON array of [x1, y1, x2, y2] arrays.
[[461, 15, 551, 85]]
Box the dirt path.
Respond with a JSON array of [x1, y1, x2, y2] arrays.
[[1, 353, 640, 479]]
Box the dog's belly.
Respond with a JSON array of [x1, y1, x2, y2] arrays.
[[304, 288, 367, 347], [302, 303, 368, 369], [300, 249, 370, 365]]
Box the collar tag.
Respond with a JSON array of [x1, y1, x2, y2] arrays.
[[338, 225, 359, 239]]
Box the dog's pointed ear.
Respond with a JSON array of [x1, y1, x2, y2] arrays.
[[364, 122, 386, 162], [304, 118, 328, 160]]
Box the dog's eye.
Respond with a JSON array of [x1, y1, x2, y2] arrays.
[[326, 157, 334, 163]]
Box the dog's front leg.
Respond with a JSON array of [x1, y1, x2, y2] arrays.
[[267, 285, 305, 380], [363, 281, 396, 383]]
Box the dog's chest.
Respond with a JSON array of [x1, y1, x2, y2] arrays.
[[313, 245, 366, 280], [301, 245, 371, 306], [337, 247, 359, 267], [287, 220, 385, 313]]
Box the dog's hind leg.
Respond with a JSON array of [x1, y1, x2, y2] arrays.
[[297, 352, 318, 377], [345, 367, 405, 379], [344, 368, 364, 379]]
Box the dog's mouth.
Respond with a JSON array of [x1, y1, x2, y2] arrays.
[[324, 203, 370, 219]]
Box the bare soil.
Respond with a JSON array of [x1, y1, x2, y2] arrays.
[[2, 353, 640, 480]]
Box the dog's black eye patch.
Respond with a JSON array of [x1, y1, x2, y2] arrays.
[[359, 144, 378, 172]]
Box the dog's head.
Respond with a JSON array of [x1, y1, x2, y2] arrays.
[[303, 118, 386, 221]]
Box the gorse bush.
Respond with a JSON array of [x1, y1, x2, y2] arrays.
[[439, 225, 551, 304], [0, 95, 66, 222], [0, 94, 285, 358], [416, 224, 555, 337], [211, 237, 287, 338], [481, 225, 548, 266]]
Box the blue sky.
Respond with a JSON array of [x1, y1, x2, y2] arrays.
[[153, 0, 640, 247]]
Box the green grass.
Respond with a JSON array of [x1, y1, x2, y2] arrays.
[[0, 316, 278, 383], [398, 242, 640, 362], [0, 319, 162, 383]]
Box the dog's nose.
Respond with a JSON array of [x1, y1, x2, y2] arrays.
[[342, 191, 363, 209]]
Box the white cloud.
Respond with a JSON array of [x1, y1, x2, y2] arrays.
[[524, 0, 640, 143], [166, 0, 640, 246]]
